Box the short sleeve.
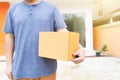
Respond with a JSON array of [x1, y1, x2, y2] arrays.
[[3, 6, 14, 34], [53, 7, 67, 30]]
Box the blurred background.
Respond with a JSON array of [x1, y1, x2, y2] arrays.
[[0, 0, 120, 80]]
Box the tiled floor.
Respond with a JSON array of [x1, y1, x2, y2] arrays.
[[0, 57, 120, 80]]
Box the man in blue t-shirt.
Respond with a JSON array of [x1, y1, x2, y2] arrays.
[[3, 0, 85, 80]]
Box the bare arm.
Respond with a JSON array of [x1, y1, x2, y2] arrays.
[[57, 28, 85, 64], [57, 28, 69, 32], [5, 33, 14, 80]]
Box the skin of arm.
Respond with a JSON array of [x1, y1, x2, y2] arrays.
[[5, 33, 15, 80], [57, 28, 85, 64]]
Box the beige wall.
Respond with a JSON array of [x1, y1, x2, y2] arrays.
[[5, 0, 120, 19], [45, 0, 92, 12], [94, 21, 120, 57], [46, 0, 120, 19], [102, 0, 120, 14]]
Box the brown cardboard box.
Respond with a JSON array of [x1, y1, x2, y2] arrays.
[[38, 32, 79, 61]]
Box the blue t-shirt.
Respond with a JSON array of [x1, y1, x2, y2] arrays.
[[3, 0, 67, 79]]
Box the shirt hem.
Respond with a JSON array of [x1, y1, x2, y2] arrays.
[[13, 70, 56, 79]]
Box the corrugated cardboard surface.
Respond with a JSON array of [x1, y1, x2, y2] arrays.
[[39, 32, 79, 61]]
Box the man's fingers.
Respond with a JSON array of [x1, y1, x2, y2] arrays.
[[73, 49, 80, 56], [72, 57, 84, 64], [72, 46, 85, 64], [7, 72, 13, 80]]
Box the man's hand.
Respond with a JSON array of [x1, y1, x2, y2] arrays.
[[72, 46, 85, 64], [5, 34, 14, 80], [6, 65, 13, 80]]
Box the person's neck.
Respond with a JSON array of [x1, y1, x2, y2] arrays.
[[24, 0, 41, 5]]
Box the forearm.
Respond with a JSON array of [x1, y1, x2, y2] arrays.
[[5, 34, 14, 67], [57, 28, 69, 32]]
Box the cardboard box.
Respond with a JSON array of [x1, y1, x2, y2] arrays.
[[38, 32, 79, 61]]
